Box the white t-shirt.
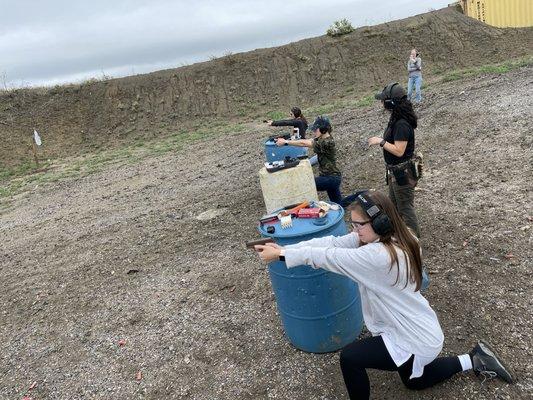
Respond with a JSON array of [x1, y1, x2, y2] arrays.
[[284, 232, 444, 378]]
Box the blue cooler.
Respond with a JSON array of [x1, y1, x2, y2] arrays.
[[258, 204, 363, 353]]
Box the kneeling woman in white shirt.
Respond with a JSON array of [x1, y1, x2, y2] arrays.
[[254, 191, 513, 400]]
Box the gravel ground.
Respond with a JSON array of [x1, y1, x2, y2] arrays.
[[1, 66, 532, 399]]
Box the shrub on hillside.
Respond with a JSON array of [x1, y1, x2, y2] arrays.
[[327, 19, 355, 37]]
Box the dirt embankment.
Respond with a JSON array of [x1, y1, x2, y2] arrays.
[[1, 6, 532, 168]]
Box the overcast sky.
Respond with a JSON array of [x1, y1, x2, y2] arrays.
[[0, 0, 451, 88]]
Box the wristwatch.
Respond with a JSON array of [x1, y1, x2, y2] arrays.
[[279, 249, 286, 262], [379, 139, 386, 147]]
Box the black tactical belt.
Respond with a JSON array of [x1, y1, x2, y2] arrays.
[[386, 158, 413, 171]]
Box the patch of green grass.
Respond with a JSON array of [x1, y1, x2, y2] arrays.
[[0, 121, 246, 201], [306, 92, 375, 117], [0, 186, 12, 197], [0, 180, 24, 199], [478, 64, 510, 74], [266, 111, 285, 121], [441, 72, 463, 82], [354, 94, 374, 107], [441, 56, 533, 83], [307, 103, 337, 116], [0, 161, 41, 181]]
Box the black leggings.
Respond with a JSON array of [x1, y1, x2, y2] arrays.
[[340, 335, 462, 400]]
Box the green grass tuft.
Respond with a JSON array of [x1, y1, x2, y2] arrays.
[[441, 56, 532, 83], [0, 121, 246, 200], [354, 95, 374, 107], [266, 111, 285, 121]]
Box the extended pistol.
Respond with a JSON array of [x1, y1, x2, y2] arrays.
[[245, 238, 275, 249]]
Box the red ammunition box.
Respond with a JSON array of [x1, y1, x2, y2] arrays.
[[297, 208, 321, 218]]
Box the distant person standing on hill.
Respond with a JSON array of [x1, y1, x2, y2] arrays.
[[407, 49, 422, 103], [369, 82, 421, 237], [267, 107, 308, 138], [276, 116, 342, 204]]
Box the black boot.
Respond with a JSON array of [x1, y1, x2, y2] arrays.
[[469, 340, 514, 384]]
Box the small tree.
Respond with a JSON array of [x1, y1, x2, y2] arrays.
[[327, 19, 355, 37]]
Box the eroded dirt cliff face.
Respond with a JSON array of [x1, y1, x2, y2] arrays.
[[1, 7, 532, 168]]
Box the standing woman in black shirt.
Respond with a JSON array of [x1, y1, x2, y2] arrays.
[[267, 107, 308, 138], [368, 82, 420, 237]]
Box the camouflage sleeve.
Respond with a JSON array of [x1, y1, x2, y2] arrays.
[[313, 138, 335, 156], [312, 139, 321, 154], [321, 139, 335, 153]]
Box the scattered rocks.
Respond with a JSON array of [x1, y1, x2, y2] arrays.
[[195, 208, 228, 221]]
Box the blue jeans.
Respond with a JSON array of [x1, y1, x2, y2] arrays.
[[407, 75, 422, 103], [315, 175, 342, 204]]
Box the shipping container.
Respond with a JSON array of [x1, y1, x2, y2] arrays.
[[460, 0, 533, 28]]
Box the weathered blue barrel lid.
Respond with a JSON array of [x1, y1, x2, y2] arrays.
[[258, 203, 344, 239], [264, 138, 308, 163], [264, 138, 278, 146], [265, 138, 304, 147]]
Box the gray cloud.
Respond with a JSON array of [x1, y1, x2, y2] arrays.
[[0, 0, 450, 87]]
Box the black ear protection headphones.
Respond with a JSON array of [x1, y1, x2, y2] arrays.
[[355, 192, 393, 236], [383, 82, 400, 110], [383, 99, 395, 110], [383, 82, 401, 110]]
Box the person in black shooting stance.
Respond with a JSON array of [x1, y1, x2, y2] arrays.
[[369, 82, 421, 237], [267, 106, 308, 138]]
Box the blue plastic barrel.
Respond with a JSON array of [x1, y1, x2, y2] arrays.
[[264, 138, 308, 163], [258, 205, 363, 353]]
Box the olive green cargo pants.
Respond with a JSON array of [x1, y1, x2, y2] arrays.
[[387, 174, 421, 238]]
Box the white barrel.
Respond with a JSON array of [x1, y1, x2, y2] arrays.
[[259, 159, 318, 213]]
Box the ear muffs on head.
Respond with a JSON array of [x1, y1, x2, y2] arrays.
[[383, 82, 400, 110], [370, 214, 394, 236], [383, 99, 395, 110], [355, 192, 393, 236]]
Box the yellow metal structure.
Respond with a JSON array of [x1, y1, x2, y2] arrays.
[[460, 0, 533, 27]]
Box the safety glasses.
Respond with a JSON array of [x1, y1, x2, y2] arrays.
[[350, 220, 371, 230]]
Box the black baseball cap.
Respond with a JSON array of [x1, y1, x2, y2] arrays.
[[375, 82, 407, 101], [308, 116, 331, 132]]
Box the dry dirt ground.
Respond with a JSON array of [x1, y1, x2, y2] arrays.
[[1, 66, 532, 399]]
